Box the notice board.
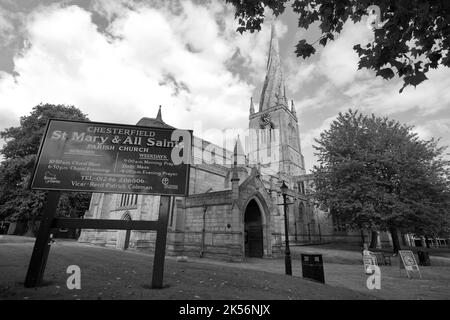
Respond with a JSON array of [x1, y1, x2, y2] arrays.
[[30, 119, 191, 196]]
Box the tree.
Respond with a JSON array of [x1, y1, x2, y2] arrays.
[[312, 109, 450, 253], [0, 104, 91, 236], [226, 0, 450, 91]]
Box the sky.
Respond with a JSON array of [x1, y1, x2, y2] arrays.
[[0, 0, 449, 172]]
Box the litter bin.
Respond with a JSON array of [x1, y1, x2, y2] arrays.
[[417, 250, 431, 266], [301, 254, 325, 283]]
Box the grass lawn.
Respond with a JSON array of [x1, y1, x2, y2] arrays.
[[0, 240, 374, 300]]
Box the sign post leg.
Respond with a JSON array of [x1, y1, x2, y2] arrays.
[[24, 191, 61, 288], [151, 195, 171, 289]]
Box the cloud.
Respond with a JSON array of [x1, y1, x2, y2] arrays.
[[0, 1, 269, 145], [221, 13, 289, 83], [2, 1, 449, 172], [412, 125, 434, 141], [316, 19, 450, 118], [318, 21, 373, 87], [413, 119, 450, 141], [292, 81, 337, 113], [300, 115, 337, 172], [91, 0, 137, 22], [344, 66, 450, 116], [0, 7, 14, 46], [286, 62, 315, 93], [0, 5, 26, 49]]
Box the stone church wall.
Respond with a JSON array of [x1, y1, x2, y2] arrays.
[[189, 165, 228, 195], [179, 191, 243, 261]]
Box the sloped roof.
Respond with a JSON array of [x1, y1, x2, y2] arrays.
[[136, 117, 174, 129]]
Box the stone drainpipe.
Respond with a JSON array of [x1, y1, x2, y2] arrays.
[[200, 204, 207, 257]]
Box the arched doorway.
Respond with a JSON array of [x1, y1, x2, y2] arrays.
[[116, 212, 131, 250], [244, 199, 263, 258]]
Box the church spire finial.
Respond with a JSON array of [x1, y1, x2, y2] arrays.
[[156, 105, 162, 121], [291, 100, 296, 116], [231, 136, 241, 183], [231, 137, 241, 200], [233, 137, 238, 167], [250, 97, 255, 115], [233, 135, 245, 168]]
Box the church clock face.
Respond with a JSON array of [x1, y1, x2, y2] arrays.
[[259, 113, 271, 128]]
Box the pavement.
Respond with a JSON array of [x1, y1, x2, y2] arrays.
[[186, 246, 450, 300]]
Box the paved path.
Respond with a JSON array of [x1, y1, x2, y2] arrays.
[[186, 251, 450, 300]]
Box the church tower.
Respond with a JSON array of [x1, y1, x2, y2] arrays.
[[248, 23, 305, 180]]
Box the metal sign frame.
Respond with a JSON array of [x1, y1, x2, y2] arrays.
[[24, 119, 192, 289]]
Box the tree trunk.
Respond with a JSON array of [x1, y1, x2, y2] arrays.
[[425, 235, 430, 249], [23, 216, 37, 237], [360, 229, 366, 247], [369, 230, 378, 249], [390, 227, 401, 254], [401, 233, 407, 246]]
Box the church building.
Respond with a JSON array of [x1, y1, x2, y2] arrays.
[[78, 25, 371, 260]]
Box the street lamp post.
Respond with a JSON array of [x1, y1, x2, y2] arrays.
[[280, 181, 292, 276], [294, 221, 298, 242]]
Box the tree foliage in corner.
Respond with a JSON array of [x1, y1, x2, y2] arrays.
[[226, 0, 450, 91], [0, 104, 91, 235], [312, 110, 450, 252]]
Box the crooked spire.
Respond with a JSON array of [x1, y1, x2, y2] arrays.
[[259, 23, 288, 112]]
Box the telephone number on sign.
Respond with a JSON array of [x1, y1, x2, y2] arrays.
[[80, 176, 145, 184]]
